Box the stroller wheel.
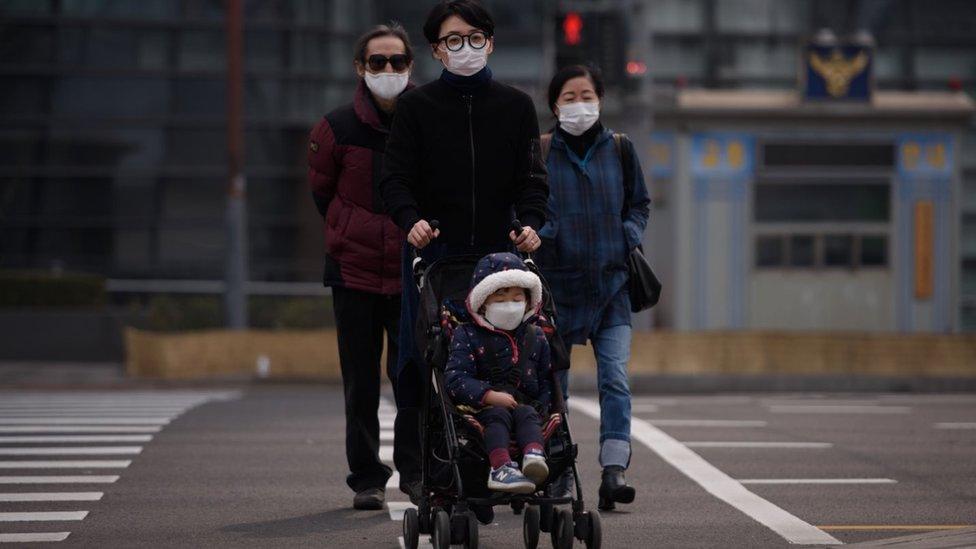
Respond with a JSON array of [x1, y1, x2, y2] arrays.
[[550, 508, 574, 549], [539, 502, 554, 533], [464, 512, 479, 549], [582, 510, 601, 549], [522, 505, 540, 549], [431, 509, 451, 549], [402, 507, 420, 549]]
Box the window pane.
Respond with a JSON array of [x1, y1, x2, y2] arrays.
[[756, 236, 784, 267], [824, 235, 853, 267], [763, 143, 894, 167], [789, 235, 815, 267], [0, 26, 55, 64], [755, 183, 890, 222], [860, 236, 888, 266], [179, 31, 224, 70], [0, 77, 48, 115]]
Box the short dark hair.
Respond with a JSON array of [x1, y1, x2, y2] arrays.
[[423, 0, 495, 44], [547, 64, 605, 115], [353, 22, 413, 65]]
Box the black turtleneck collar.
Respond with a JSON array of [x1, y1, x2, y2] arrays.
[[440, 66, 493, 94], [557, 120, 604, 160]]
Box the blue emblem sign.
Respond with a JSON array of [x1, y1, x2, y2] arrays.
[[804, 43, 873, 101]]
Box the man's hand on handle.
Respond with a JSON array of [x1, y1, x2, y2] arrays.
[[408, 219, 440, 249], [510, 225, 540, 252]]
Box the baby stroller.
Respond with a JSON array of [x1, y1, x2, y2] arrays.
[[401, 221, 602, 549]]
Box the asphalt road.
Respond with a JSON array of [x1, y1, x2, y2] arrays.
[[0, 387, 974, 548]]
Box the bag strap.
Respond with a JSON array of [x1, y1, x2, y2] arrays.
[[612, 132, 635, 220]]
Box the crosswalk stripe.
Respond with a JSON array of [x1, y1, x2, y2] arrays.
[[738, 478, 897, 485], [0, 476, 119, 484], [570, 397, 842, 546], [380, 431, 394, 442], [0, 435, 152, 443], [0, 426, 161, 433], [684, 442, 833, 449], [380, 419, 394, 429], [767, 405, 910, 414], [398, 535, 433, 549], [0, 418, 170, 425], [0, 511, 88, 522], [0, 532, 71, 542], [387, 471, 400, 489], [632, 404, 659, 413], [0, 460, 131, 469], [386, 501, 416, 521], [0, 410, 183, 421], [0, 403, 196, 408], [934, 422, 976, 429], [379, 446, 393, 462], [651, 420, 768, 427], [0, 492, 103, 502], [0, 447, 143, 456]]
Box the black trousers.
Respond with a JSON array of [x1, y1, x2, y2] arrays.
[[333, 286, 405, 493]]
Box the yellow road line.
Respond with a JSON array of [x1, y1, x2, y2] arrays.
[[817, 525, 971, 532]]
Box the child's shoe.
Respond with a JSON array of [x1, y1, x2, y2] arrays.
[[521, 448, 549, 485], [487, 462, 536, 494]]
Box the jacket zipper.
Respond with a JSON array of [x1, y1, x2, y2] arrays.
[[465, 95, 476, 246]]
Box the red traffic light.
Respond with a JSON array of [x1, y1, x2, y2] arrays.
[[626, 60, 647, 76], [563, 12, 583, 46]]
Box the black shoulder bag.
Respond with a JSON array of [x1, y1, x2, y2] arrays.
[[612, 134, 662, 312]]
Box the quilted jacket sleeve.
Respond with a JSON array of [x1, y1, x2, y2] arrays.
[[307, 117, 340, 218], [534, 329, 553, 414], [444, 325, 492, 407]]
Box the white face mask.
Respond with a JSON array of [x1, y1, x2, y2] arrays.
[[558, 101, 600, 136], [364, 71, 409, 100], [484, 300, 526, 331], [443, 44, 488, 76]]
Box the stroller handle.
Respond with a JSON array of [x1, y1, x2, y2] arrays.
[[511, 218, 535, 266], [411, 219, 440, 289]]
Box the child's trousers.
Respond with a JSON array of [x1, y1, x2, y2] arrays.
[[477, 404, 543, 467]]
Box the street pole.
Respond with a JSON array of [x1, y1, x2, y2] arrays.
[[624, 0, 655, 330], [224, 0, 248, 329]]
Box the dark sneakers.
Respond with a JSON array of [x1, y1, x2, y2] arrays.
[[353, 487, 385, 510], [598, 465, 636, 511]]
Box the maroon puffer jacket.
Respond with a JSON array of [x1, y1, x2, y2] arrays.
[[307, 81, 406, 295]]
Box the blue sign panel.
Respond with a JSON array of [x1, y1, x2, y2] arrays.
[[804, 43, 873, 101], [897, 133, 954, 180], [690, 133, 754, 179], [648, 131, 674, 179]]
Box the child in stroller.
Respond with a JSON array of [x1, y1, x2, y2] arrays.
[[444, 252, 552, 495], [402, 222, 601, 549]]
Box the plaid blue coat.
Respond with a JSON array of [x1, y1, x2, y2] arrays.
[[537, 128, 651, 344]]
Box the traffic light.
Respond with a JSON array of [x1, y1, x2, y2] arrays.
[[555, 10, 626, 86]]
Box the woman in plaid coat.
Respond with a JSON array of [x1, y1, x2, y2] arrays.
[[536, 65, 650, 511]]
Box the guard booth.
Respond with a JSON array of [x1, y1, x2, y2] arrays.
[[647, 43, 973, 334]]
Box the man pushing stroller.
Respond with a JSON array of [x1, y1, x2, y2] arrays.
[[445, 252, 552, 494]]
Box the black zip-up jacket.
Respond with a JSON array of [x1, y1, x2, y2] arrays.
[[379, 72, 548, 246]]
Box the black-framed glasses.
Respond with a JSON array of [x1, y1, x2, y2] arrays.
[[366, 54, 411, 72], [437, 31, 490, 52]]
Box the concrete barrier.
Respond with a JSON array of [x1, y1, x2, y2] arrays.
[[124, 328, 342, 380], [124, 328, 976, 380]]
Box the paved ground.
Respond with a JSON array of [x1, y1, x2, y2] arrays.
[[0, 386, 974, 547]]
